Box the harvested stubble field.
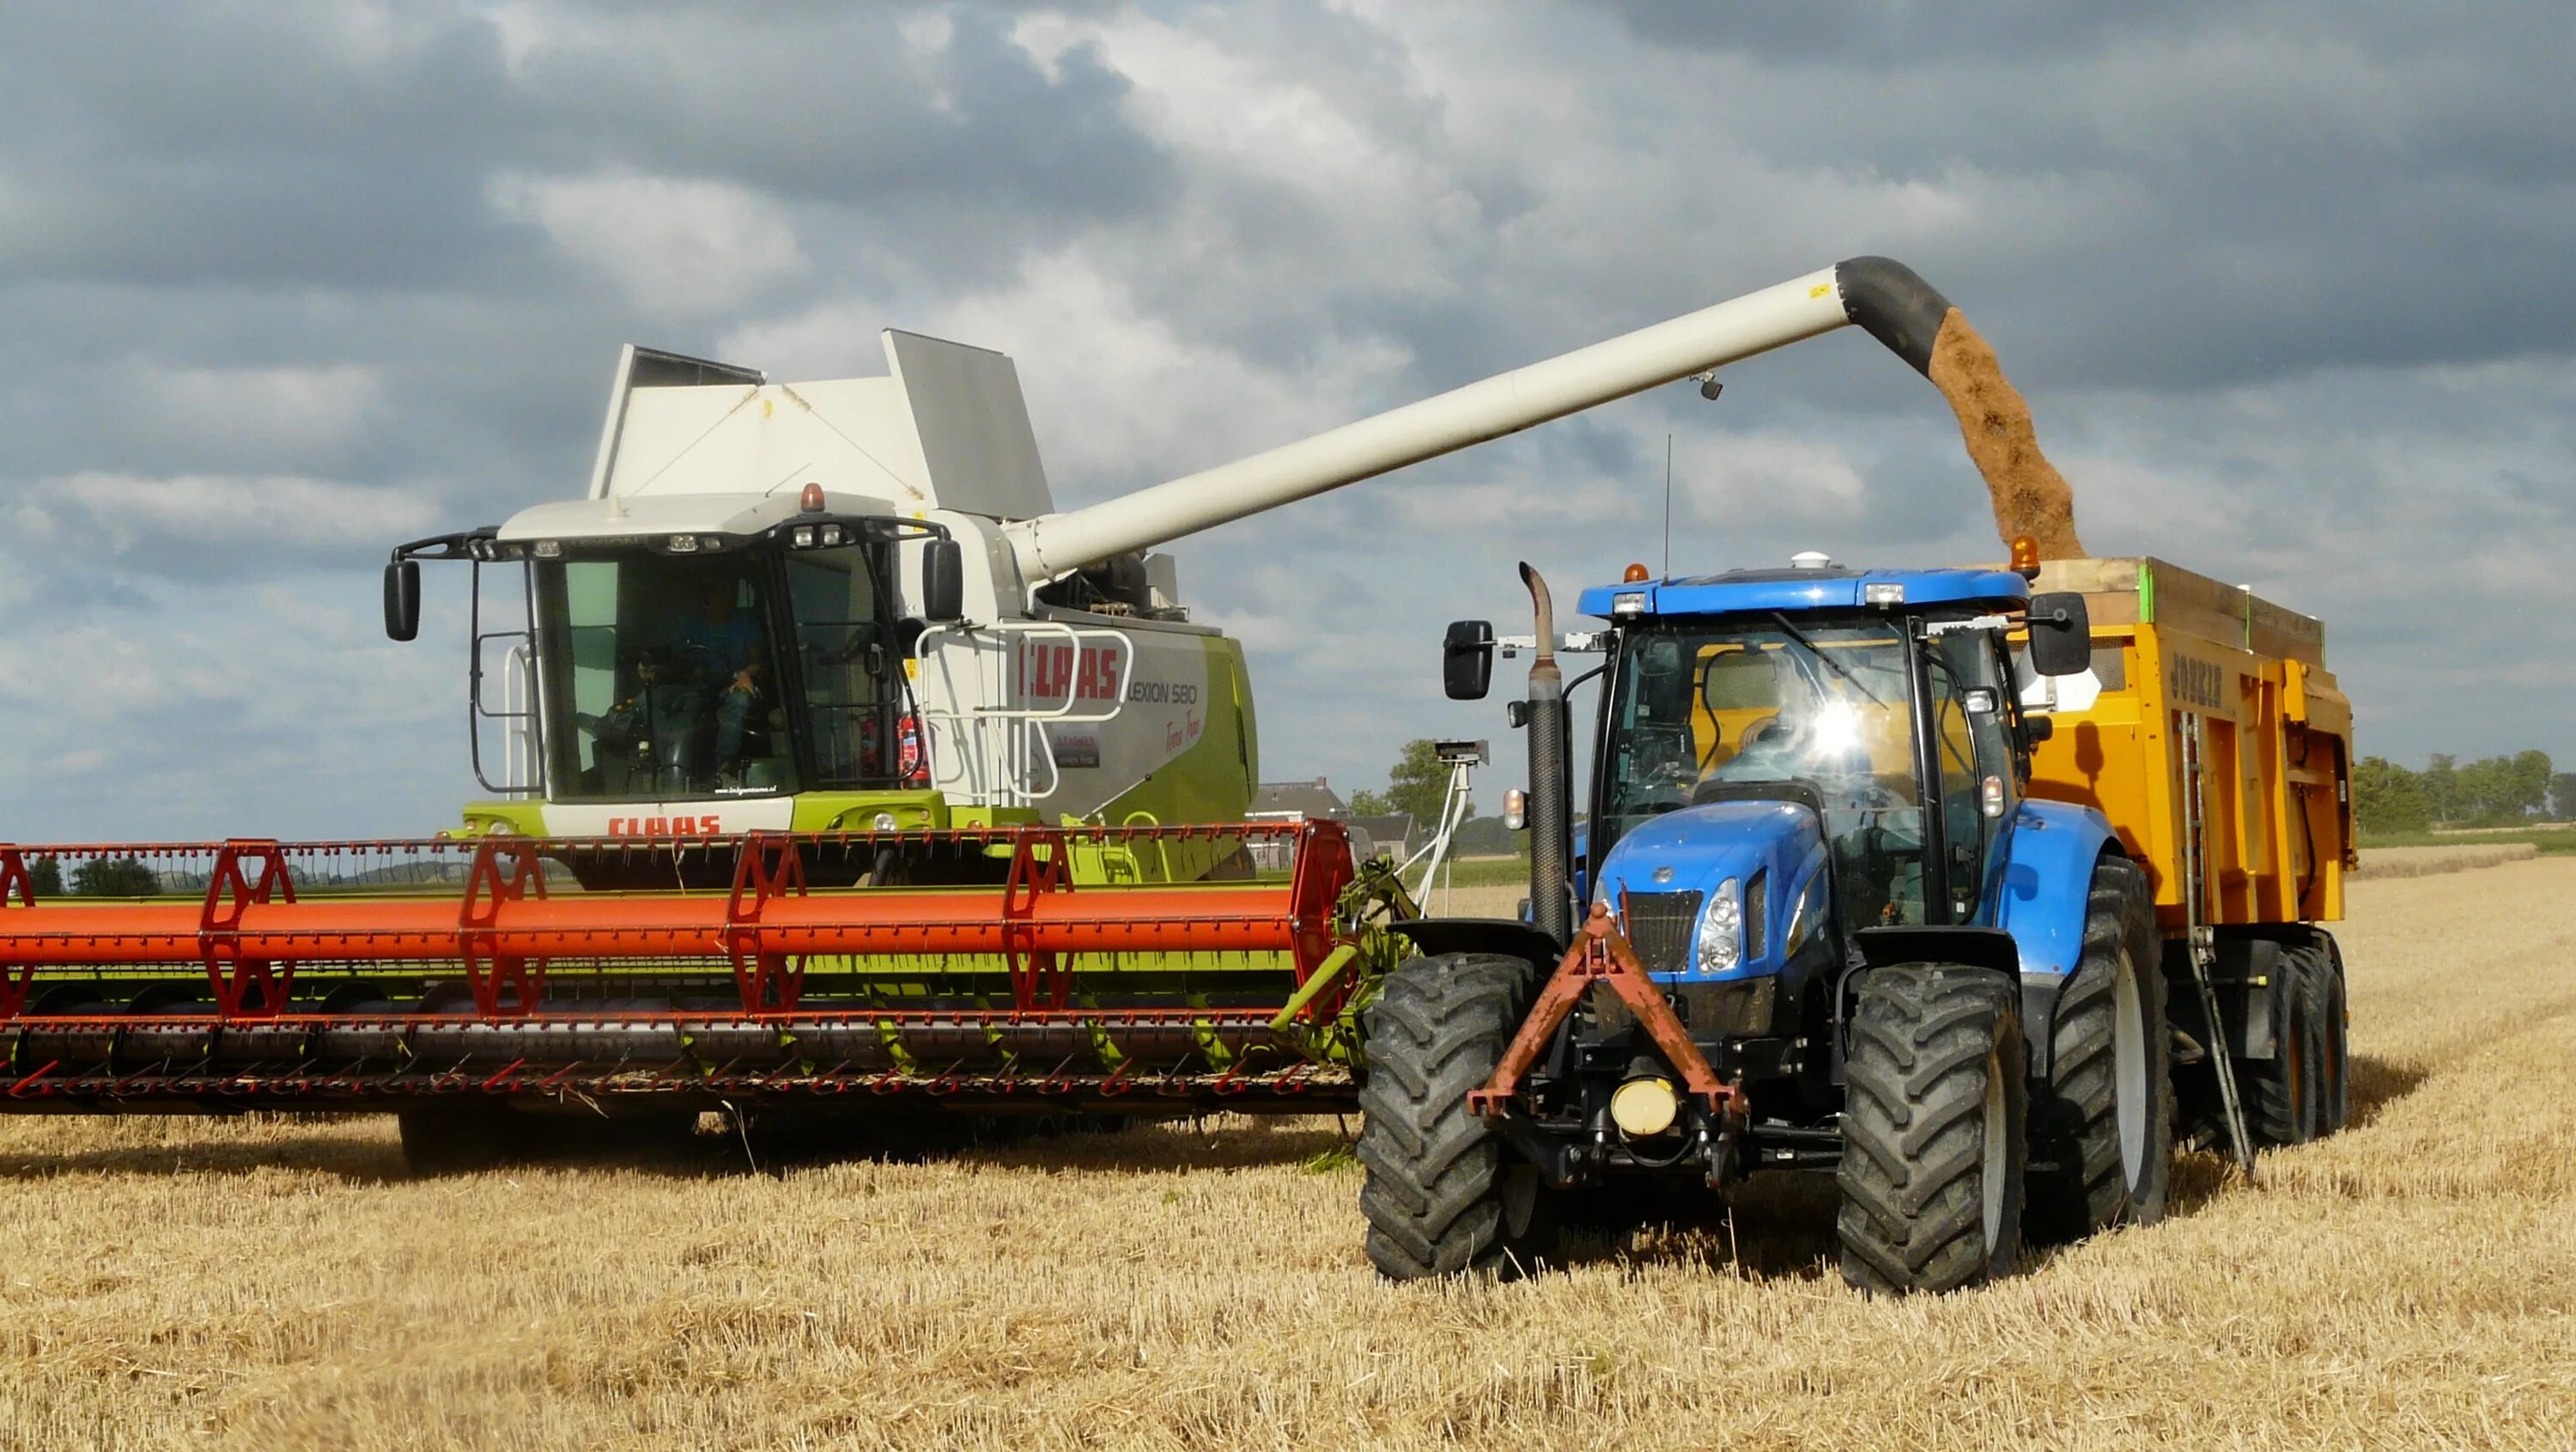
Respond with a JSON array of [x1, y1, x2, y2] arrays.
[[5, 862, 2574, 1450]]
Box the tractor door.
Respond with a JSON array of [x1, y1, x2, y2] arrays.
[[1923, 628, 2019, 922]]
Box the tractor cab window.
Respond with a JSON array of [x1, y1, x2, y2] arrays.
[[536, 554, 790, 799], [1598, 619, 1931, 926]]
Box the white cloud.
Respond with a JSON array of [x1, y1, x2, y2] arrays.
[[489, 168, 808, 314], [3, 471, 437, 567]]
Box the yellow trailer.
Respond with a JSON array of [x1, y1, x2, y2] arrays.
[[2026, 556, 2355, 1152]]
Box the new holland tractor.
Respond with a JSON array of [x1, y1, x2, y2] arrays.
[[1358, 548, 2352, 1291], [0, 256, 2348, 1240]]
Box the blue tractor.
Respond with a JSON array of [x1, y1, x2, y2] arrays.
[[1359, 552, 2170, 1292]]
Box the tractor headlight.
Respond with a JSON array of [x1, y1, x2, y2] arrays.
[[1697, 877, 1741, 974]]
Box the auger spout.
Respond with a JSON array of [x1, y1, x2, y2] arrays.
[[1002, 256, 2080, 580]]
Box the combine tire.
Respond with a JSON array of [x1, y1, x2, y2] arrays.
[[1838, 965, 2027, 1295], [398, 1106, 536, 1176], [2245, 950, 2319, 1147], [2026, 857, 2172, 1243], [1357, 953, 1558, 1279]]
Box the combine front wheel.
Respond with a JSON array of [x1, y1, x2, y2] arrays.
[[1838, 965, 2028, 1294], [1357, 953, 1558, 1279]]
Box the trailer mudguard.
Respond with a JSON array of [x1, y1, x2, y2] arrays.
[[1990, 798, 2123, 978]]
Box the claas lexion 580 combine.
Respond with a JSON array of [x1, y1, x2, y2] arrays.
[[1, 258, 2354, 1290]]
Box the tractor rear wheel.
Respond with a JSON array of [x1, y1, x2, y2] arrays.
[[2245, 950, 2319, 1147], [2026, 857, 2172, 1243], [1357, 952, 1558, 1279], [1838, 964, 2028, 1294]]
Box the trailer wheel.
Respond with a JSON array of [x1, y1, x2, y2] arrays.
[[2245, 951, 2319, 1147], [1357, 953, 1558, 1279], [1838, 964, 2027, 1294], [2026, 857, 2172, 1243], [2297, 939, 2348, 1136]]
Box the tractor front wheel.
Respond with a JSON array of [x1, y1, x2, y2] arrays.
[[1838, 964, 2028, 1294], [1357, 952, 1558, 1279]]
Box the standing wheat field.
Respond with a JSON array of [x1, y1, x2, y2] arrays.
[[3, 860, 2573, 1450]]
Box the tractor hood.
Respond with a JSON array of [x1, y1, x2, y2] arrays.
[[1594, 799, 1832, 982]]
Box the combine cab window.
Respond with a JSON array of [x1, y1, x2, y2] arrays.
[[782, 544, 911, 790], [1599, 620, 1931, 926], [534, 555, 790, 800]]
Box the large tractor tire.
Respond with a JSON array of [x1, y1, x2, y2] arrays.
[[1838, 965, 2029, 1295], [1357, 953, 1558, 1280], [2295, 937, 2349, 1136], [2026, 857, 2173, 1243], [2245, 949, 2320, 1148]]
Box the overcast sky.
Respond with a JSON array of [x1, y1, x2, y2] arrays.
[[3, 0, 2571, 839]]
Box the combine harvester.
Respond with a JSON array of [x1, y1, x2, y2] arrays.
[[0, 257, 2352, 1288]]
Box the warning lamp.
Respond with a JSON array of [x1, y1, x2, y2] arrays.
[[1623, 562, 1652, 583], [2010, 533, 2041, 580], [800, 482, 826, 513]]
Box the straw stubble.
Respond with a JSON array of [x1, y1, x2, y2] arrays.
[[3, 860, 2573, 1449]]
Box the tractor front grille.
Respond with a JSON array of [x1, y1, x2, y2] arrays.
[[1621, 890, 1703, 975]]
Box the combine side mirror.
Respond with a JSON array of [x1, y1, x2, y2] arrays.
[[1443, 620, 1494, 700], [383, 558, 421, 642], [2026, 591, 2092, 677], [922, 538, 965, 623]]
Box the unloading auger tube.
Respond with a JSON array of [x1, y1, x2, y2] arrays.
[[0, 825, 1415, 1112], [1005, 256, 1971, 580]]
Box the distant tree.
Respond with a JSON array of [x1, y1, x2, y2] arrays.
[[2552, 774, 2576, 822], [27, 854, 65, 897], [71, 856, 160, 896], [2351, 756, 2430, 835], [1346, 788, 1394, 817], [1451, 815, 1519, 857], [2511, 750, 2555, 817], [2421, 754, 2460, 825], [1372, 738, 1468, 829]]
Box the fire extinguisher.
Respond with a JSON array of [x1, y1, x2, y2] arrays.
[[897, 712, 927, 785]]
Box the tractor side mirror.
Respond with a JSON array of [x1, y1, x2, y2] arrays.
[[922, 538, 965, 623], [2026, 592, 2092, 677], [384, 558, 421, 642], [1443, 620, 1494, 700]]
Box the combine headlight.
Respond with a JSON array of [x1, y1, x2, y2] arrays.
[[1697, 877, 1741, 974], [792, 526, 816, 549], [665, 534, 700, 554], [1613, 591, 1647, 617], [532, 539, 562, 558]]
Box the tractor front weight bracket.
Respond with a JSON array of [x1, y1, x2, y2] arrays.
[[1467, 900, 1741, 1121]]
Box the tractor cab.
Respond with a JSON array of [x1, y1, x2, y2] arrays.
[[1446, 554, 2095, 985], [1580, 560, 2081, 953]]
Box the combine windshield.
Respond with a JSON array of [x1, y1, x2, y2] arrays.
[[532, 542, 908, 800], [1597, 619, 1933, 926]]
